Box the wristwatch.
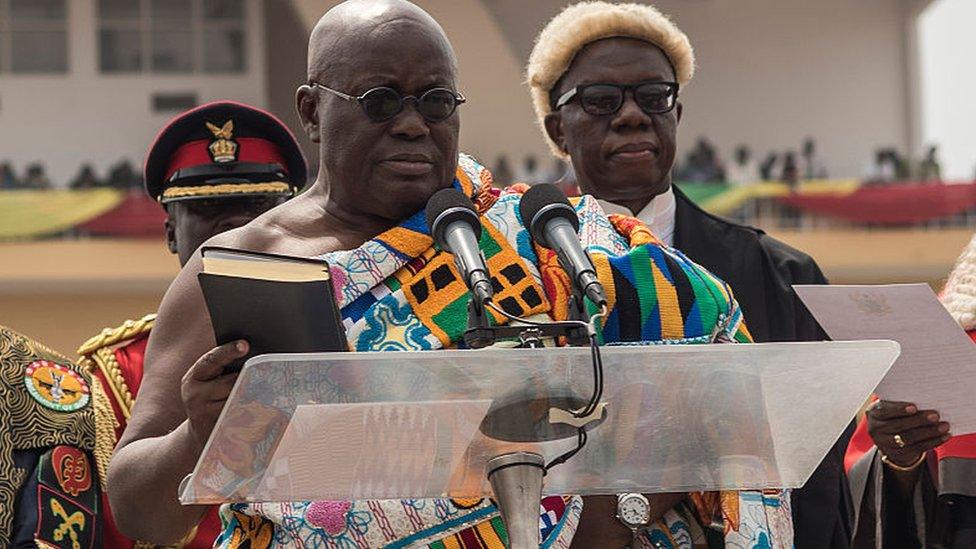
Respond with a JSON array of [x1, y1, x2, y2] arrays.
[[616, 492, 651, 537]]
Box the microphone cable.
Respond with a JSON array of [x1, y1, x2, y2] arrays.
[[484, 300, 608, 473]]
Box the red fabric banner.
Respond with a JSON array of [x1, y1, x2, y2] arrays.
[[779, 181, 976, 225], [76, 191, 167, 237]]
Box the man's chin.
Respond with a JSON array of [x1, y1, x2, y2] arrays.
[[371, 179, 446, 218]]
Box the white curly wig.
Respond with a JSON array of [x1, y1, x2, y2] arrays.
[[942, 233, 976, 331], [526, 1, 695, 158]]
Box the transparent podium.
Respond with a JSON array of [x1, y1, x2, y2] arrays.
[[180, 341, 899, 547]]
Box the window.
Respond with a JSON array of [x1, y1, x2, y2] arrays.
[[0, 0, 68, 74], [98, 0, 246, 74]]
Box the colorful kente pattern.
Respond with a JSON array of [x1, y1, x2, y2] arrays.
[[216, 155, 784, 548]]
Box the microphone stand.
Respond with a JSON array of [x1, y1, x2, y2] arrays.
[[463, 292, 592, 349], [463, 293, 594, 547]]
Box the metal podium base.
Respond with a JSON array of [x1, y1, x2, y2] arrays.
[[486, 452, 545, 549]]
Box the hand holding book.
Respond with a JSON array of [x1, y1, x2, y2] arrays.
[[198, 246, 348, 374]]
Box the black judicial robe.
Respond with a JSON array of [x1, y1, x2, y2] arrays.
[[672, 185, 854, 549]]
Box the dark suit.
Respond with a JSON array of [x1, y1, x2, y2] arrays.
[[672, 185, 854, 548]]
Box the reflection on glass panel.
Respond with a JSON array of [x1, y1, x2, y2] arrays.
[[150, 0, 191, 23], [11, 31, 67, 72], [151, 30, 193, 72], [100, 29, 142, 72], [204, 0, 244, 20], [11, 0, 65, 20], [98, 0, 140, 20], [203, 28, 245, 72]]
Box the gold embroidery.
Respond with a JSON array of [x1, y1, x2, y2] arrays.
[[77, 314, 154, 420], [160, 181, 294, 201], [77, 314, 155, 357], [206, 120, 238, 162], [207, 120, 234, 140], [50, 498, 85, 549], [90, 377, 118, 485], [1, 326, 95, 547]]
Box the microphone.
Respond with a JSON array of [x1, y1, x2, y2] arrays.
[[426, 188, 494, 306], [519, 184, 608, 307]]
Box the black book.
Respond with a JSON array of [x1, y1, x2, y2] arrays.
[[198, 246, 347, 373]]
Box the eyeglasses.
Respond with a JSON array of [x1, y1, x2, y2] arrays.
[[310, 82, 466, 123], [554, 81, 679, 116]]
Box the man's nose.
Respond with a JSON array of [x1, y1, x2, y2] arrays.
[[610, 94, 651, 131], [389, 101, 431, 140]]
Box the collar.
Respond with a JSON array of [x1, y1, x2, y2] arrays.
[[596, 186, 676, 246]]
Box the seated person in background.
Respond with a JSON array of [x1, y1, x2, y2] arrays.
[[0, 162, 19, 189], [107, 1, 785, 547], [68, 164, 101, 189], [77, 100, 305, 548], [23, 163, 51, 189], [727, 145, 760, 187], [527, 1, 840, 546], [847, 234, 976, 548]]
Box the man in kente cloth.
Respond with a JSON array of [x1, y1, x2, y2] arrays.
[[107, 1, 790, 547], [526, 2, 843, 547]]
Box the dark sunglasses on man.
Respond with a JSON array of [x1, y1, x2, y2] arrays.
[[310, 82, 466, 123], [554, 81, 679, 117]]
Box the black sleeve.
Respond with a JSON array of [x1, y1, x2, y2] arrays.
[[757, 232, 829, 342]]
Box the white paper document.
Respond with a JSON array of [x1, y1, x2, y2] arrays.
[[795, 283, 976, 435]]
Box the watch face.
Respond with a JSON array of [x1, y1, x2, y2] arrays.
[[619, 494, 651, 526]]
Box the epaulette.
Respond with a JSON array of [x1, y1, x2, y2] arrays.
[[77, 313, 156, 357], [76, 313, 154, 422]]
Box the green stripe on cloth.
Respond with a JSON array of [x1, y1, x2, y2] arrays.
[[0, 189, 125, 240], [431, 295, 471, 343], [628, 246, 657, 328], [489, 515, 509, 545], [478, 223, 503, 259], [686, 266, 721, 332]]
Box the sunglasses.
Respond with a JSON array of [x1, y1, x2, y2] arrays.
[[310, 82, 466, 123], [554, 81, 679, 116]]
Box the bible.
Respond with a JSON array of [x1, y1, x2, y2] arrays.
[[198, 246, 347, 373]]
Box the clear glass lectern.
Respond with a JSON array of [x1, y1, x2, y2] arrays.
[[180, 340, 898, 505]]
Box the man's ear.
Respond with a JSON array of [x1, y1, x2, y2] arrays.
[[164, 216, 178, 254], [296, 85, 321, 143], [543, 112, 568, 155], [675, 101, 683, 125]]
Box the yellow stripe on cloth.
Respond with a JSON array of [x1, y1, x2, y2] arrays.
[[440, 535, 463, 549], [0, 189, 124, 240], [474, 519, 506, 548], [651, 261, 683, 339]]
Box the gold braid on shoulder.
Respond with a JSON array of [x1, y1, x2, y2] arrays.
[[77, 314, 155, 421]]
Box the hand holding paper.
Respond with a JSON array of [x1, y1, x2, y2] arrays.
[[795, 283, 976, 436]]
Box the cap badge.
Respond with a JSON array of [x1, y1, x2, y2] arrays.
[[206, 120, 239, 163]]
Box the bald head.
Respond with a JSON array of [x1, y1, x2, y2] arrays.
[[307, 0, 456, 83], [295, 0, 463, 225]]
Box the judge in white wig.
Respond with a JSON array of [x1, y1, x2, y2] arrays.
[[525, 2, 847, 547]]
